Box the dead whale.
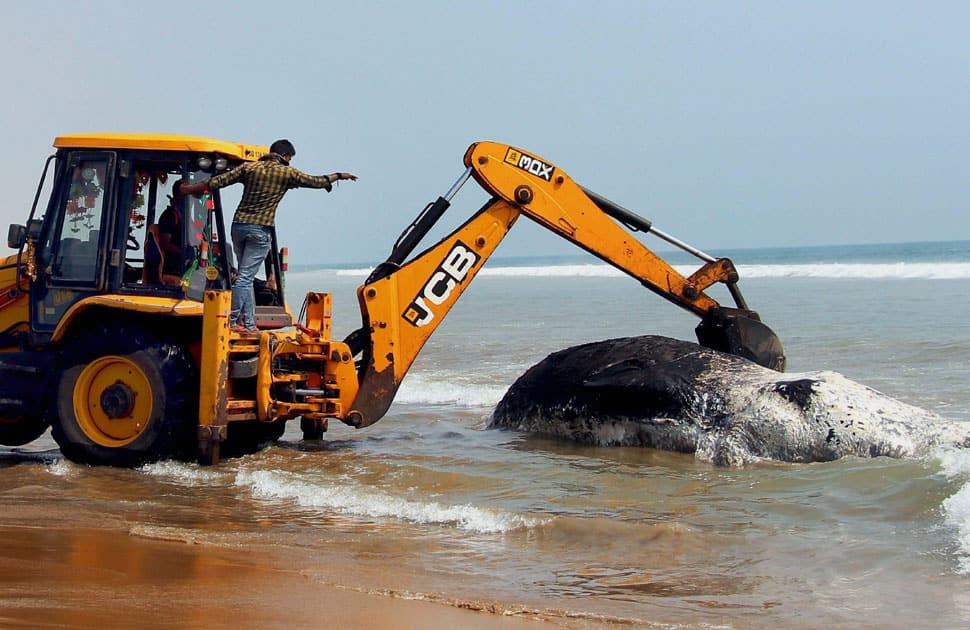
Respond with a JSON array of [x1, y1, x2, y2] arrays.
[[490, 335, 969, 466]]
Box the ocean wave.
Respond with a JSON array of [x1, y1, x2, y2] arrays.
[[740, 262, 970, 280], [235, 468, 541, 533], [333, 267, 375, 277], [139, 460, 232, 485], [335, 264, 632, 278], [395, 374, 506, 407], [333, 262, 970, 280], [937, 448, 970, 574]]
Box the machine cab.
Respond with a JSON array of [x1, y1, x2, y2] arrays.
[[7, 134, 289, 342]]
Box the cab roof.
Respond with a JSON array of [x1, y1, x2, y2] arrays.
[[53, 133, 269, 162]]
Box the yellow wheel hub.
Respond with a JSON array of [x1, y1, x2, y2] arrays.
[[73, 355, 154, 447]]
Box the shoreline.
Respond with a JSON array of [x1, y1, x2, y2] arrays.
[[0, 523, 633, 629]]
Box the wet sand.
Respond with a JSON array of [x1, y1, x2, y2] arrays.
[[0, 524, 579, 629]]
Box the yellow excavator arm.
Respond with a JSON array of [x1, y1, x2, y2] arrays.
[[467, 142, 731, 315], [342, 141, 785, 428]]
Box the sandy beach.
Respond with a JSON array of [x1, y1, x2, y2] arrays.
[[0, 523, 589, 629]]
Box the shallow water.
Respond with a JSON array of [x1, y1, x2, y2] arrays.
[[2, 244, 969, 627]]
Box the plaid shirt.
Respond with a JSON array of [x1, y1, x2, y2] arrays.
[[208, 153, 332, 226]]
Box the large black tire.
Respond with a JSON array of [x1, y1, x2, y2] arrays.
[[51, 324, 198, 467], [0, 416, 50, 446]]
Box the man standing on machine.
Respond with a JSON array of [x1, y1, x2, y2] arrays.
[[181, 139, 357, 333]]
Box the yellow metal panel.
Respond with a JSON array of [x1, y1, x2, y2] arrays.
[[198, 290, 231, 428], [304, 292, 332, 340], [53, 133, 269, 162], [346, 201, 519, 427], [52, 295, 203, 342], [0, 255, 28, 336], [256, 332, 272, 421]]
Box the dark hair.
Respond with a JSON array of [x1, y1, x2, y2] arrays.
[[270, 139, 296, 157]]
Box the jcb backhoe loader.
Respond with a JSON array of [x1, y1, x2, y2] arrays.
[[0, 135, 785, 466]]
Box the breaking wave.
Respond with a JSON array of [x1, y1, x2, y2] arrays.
[[139, 460, 232, 485], [333, 262, 970, 280], [740, 262, 970, 280], [938, 449, 970, 574], [395, 373, 505, 408], [234, 468, 541, 533]]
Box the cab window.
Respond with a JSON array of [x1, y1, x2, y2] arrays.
[[52, 159, 107, 281], [123, 166, 184, 286]]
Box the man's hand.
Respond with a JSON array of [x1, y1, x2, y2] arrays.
[[179, 181, 209, 197], [333, 172, 359, 182]]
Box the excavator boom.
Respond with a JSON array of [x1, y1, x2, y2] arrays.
[[465, 142, 785, 371], [345, 142, 785, 428]]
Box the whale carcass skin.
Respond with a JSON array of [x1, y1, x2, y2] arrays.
[[490, 336, 968, 466]]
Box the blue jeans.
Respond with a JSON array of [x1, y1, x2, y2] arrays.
[[230, 222, 273, 329]]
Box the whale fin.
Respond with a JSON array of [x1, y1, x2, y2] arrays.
[[583, 359, 648, 388]]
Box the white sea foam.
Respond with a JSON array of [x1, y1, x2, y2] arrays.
[[739, 262, 970, 280], [235, 468, 540, 533], [937, 449, 970, 574], [46, 459, 76, 477], [937, 448, 970, 477], [395, 373, 506, 407], [139, 460, 229, 484], [479, 264, 625, 277], [334, 267, 377, 277], [335, 264, 629, 278], [332, 262, 970, 280]]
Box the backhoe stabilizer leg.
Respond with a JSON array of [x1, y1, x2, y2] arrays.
[[197, 424, 227, 465], [301, 417, 328, 440], [695, 308, 786, 372]]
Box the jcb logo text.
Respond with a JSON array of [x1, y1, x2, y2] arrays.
[[403, 242, 481, 327]]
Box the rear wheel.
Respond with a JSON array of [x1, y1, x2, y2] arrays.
[[52, 325, 198, 467]]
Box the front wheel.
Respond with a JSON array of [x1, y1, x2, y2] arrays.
[[51, 325, 198, 467]]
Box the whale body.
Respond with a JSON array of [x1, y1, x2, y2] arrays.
[[490, 336, 969, 466]]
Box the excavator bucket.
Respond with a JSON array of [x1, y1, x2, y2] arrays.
[[695, 309, 786, 372]]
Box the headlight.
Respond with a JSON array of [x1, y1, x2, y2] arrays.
[[214, 157, 228, 171], [197, 156, 213, 171]]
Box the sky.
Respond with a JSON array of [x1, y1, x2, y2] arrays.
[[1, 1, 967, 265]]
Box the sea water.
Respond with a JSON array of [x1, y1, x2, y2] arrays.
[[3, 240, 969, 627]]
